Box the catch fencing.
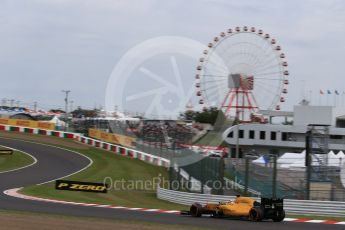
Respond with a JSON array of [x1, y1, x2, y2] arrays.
[[225, 157, 345, 201]]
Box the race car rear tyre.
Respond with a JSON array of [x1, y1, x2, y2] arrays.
[[190, 203, 203, 217], [272, 210, 286, 222], [249, 207, 263, 222]]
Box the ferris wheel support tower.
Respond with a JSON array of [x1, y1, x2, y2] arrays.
[[195, 26, 290, 123]]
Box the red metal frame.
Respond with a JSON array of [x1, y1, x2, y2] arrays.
[[221, 88, 258, 122]]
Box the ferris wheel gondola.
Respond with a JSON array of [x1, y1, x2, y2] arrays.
[[195, 26, 289, 122]]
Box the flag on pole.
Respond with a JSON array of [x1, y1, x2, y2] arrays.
[[320, 89, 324, 95], [335, 90, 340, 95], [327, 90, 332, 94]]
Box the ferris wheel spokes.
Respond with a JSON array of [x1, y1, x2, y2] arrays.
[[196, 26, 289, 121]]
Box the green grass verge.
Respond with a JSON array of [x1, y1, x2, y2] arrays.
[[21, 146, 187, 210], [5, 133, 344, 221], [0, 148, 34, 172]]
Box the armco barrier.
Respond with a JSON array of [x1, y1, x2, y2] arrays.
[[0, 124, 170, 168], [157, 187, 345, 217], [4, 123, 344, 216], [76, 135, 170, 167], [0, 125, 77, 138]]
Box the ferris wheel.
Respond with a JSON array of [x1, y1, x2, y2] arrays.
[[195, 26, 289, 122]]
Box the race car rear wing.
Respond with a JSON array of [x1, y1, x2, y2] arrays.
[[260, 198, 284, 211]]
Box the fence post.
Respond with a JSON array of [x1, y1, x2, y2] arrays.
[[219, 157, 225, 195], [201, 158, 204, 194], [305, 131, 312, 200], [188, 174, 192, 192], [272, 154, 277, 198], [177, 166, 181, 191], [244, 157, 249, 196], [169, 161, 173, 190]]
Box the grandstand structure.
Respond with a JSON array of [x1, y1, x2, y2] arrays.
[[222, 104, 345, 200], [223, 105, 345, 156]]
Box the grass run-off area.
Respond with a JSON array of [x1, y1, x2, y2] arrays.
[[1, 132, 187, 210], [0, 147, 34, 172], [1, 132, 344, 220], [194, 131, 224, 146]]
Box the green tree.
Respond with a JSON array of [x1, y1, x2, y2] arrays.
[[180, 107, 228, 126], [179, 110, 196, 121]]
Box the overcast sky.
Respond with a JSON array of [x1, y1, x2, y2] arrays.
[[0, 0, 344, 115]]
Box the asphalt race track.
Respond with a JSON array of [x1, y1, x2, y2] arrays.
[[0, 137, 343, 230]]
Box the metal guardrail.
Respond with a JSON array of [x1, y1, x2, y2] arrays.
[[77, 135, 170, 167], [157, 187, 345, 217], [0, 124, 171, 168]]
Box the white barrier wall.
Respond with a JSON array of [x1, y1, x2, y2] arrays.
[[157, 187, 345, 217], [76, 135, 170, 167], [0, 124, 170, 168]]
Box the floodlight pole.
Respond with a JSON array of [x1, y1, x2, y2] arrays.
[[62, 90, 71, 131], [305, 130, 312, 200], [33, 102, 37, 112]]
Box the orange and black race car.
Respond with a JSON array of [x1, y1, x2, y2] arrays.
[[181, 196, 285, 222]]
